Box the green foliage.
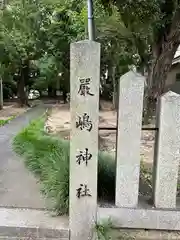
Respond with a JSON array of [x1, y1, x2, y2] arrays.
[[0, 0, 49, 64], [13, 118, 69, 214], [94, 218, 135, 239], [0, 116, 15, 126], [101, 0, 180, 75], [13, 116, 158, 216], [33, 56, 58, 92], [95, 2, 142, 100], [13, 117, 116, 214], [140, 161, 152, 194], [98, 151, 115, 200], [0, 0, 179, 102], [95, 218, 113, 240], [13, 115, 159, 214], [0, 0, 86, 102]]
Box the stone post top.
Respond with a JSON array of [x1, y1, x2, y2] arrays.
[[120, 70, 145, 82], [161, 90, 180, 98], [71, 40, 100, 46], [161, 91, 180, 102]]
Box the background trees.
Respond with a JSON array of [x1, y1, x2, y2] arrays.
[[0, 0, 179, 109], [101, 0, 180, 97], [0, 0, 86, 106]]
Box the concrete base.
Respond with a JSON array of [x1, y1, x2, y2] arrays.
[[3, 197, 180, 240], [98, 197, 180, 231], [0, 207, 69, 239]]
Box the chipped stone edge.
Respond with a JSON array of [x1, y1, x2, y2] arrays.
[[0, 208, 69, 239]]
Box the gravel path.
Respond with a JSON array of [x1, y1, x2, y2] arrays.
[[0, 105, 47, 209]]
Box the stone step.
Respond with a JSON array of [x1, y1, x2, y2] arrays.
[[2, 207, 180, 240], [0, 207, 69, 240]]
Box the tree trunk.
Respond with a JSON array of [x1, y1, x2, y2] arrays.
[[149, 7, 180, 95], [144, 43, 179, 124], [53, 89, 57, 98], [62, 89, 67, 103], [0, 78, 3, 110], [144, 11, 180, 124], [48, 86, 53, 97], [148, 44, 179, 97], [112, 66, 118, 109], [17, 62, 29, 107], [17, 76, 27, 107]]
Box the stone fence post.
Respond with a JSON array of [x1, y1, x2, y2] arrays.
[[116, 71, 145, 207], [153, 91, 180, 208], [69, 40, 100, 240]]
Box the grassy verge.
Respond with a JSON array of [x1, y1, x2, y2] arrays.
[[0, 116, 15, 126], [13, 117, 115, 215]]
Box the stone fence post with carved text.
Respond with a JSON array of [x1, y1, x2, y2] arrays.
[[69, 40, 100, 240]]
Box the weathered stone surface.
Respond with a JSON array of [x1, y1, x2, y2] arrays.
[[153, 91, 180, 208], [115, 71, 144, 207], [97, 205, 180, 230], [0, 208, 69, 239], [70, 40, 100, 240]]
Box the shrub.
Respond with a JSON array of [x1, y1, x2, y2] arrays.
[[13, 117, 116, 215], [0, 116, 15, 126]]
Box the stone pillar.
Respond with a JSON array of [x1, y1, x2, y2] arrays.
[[69, 40, 100, 240], [153, 91, 180, 208], [115, 71, 144, 208]]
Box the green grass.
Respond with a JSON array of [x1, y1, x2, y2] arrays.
[[0, 116, 15, 126], [13, 117, 115, 215], [13, 116, 153, 215], [95, 218, 113, 240]]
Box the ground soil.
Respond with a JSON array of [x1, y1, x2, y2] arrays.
[[0, 102, 29, 120], [46, 100, 155, 166], [0, 98, 45, 120]]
